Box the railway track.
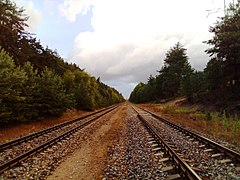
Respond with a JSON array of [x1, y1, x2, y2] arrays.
[[141, 106, 240, 161], [1, 103, 239, 179], [132, 106, 201, 179], [0, 105, 119, 174], [132, 105, 240, 179]]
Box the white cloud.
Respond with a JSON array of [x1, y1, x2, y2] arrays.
[[14, 0, 41, 32], [58, 0, 95, 22], [67, 0, 225, 97]]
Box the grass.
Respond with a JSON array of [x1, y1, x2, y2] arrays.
[[194, 111, 240, 144], [140, 101, 240, 147]]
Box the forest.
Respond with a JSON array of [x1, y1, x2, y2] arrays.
[[129, 4, 240, 114], [0, 0, 124, 124]]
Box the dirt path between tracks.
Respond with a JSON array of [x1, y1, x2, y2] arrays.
[[47, 105, 127, 180]]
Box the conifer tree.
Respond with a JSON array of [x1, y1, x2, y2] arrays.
[[205, 5, 240, 99], [0, 48, 27, 122], [37, 68, 71, 116], [158, 42, 193, 98]]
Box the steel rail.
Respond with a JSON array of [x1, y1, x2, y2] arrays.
[[138, 106, 240, 163], [0, 105, 118, 173], [0, 105, 116, 151], [133, 107, 201, 180]]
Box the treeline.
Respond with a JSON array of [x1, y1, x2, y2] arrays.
[[130, 5, 240, 112], [129, 42, 198, 103], [0, 0, 124, 124]]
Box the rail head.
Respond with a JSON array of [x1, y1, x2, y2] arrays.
[[137, 106, 240, 163], [137, 114, 202, 180], [0, 105, 119, 174], [0, 105, 118, 151]]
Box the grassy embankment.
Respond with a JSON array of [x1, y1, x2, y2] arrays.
[[140, 99, 240, 147]]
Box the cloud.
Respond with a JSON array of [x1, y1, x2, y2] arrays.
[[13, 0, 41, 32], [58, 0, 94, 22], [43, 0, 60, 15], [67, 0, 224, 97]]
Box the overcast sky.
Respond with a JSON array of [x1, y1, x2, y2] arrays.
[[14, 0, 230, 98]]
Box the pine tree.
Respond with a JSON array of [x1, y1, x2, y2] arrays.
[[205, 5, 240, 98], [0, 48, 27, 123], [0, 0, 29, 64], [37, 67, 71, 116], [21, 61, 40, 120], [157, 42, 193, 98]]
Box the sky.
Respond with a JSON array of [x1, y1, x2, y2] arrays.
[[13, 0, 231, 98]]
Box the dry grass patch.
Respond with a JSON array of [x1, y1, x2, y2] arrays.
[[0, 109, 89, 143]]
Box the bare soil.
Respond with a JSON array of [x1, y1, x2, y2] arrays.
[[47, 105, 127, 180], [1, 102, 239, 179]]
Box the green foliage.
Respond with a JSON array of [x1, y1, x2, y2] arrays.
[[73, 72, 124, 110], [205, 4, 240, 100], [232, 115, 239, 133], [0, 0, 80, 75], [129, 82, 147, 103], [0, 49, 70, 122], [0, 48, 27, 122], [222, 110, 228, 129], [37, 68, 73, 116], [0, 0, 29, 65], [0, 0, 124, 125], [20, 61, 40, 120], [182, 71, 208, 102], [130, 4, 240, 110], [159, 42, 193, 98], [206, 112, 212, 121], [130, 5, 239, 108], [0, 44, 124, 124], [130, 43, 194, 103]]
